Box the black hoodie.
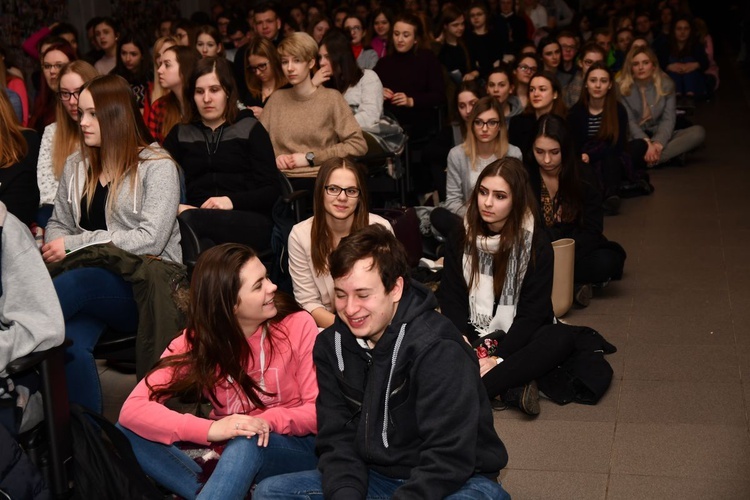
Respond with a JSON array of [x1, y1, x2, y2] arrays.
[[313, 280, 508, 499]]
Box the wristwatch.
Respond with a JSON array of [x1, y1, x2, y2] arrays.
[[305, 152, 315, 167]]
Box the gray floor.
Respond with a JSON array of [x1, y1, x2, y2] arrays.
[[99, 63, 750, 499]]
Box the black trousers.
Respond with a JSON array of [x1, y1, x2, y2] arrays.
[[482, 323, 576, 399]]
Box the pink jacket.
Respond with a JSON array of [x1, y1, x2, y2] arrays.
[[119, 311, 319, 446]]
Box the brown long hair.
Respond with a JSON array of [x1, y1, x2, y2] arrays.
[[160, 45, 200, 134], [244, 37, 287, 101], [580, 62, 620, 146], [147, 243, 302, 410], [52, 61, 98, 180], [30, 41, 77, 132], [0, 91, 27, 168], [79, 74, 155, 211], [464, 157, 537, 296], [525, 71, 567, 117], [311, 157, 370, 275]]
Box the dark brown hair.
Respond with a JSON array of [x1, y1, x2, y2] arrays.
[[329, 224, 410, 294], [464, 157, 537, 296], [187, 56, 239, 124], [580, 62, 620, 145], [311, 157, 370, 275], [147, 243, 302, 410], [161, 45, 201, 131]]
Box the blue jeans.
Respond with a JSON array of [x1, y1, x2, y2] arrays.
[[253, 469, 511, 499], [117, 424, 317, 500], [54, 267, 139, 413]]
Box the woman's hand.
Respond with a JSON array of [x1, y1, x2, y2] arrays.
[[478, 357, 497, 378], [644, 141, 663, 166], [200, 197, 233, 210], [581, 153, 590, 163], [462, 71, 480, 82], [276, 154, 294, 170], [41, 238, 66, 263], [249, 106, 263, 119], [390, 92, 414, 107], [311, 67, 331, 87], [178, 204, 197, 214], [207, 415, 271, 446], [382, 87, 394, 100]]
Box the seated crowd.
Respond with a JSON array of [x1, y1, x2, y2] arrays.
[[0, 0, 713, 497]]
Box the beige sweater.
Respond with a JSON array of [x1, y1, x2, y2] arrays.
[[288, 213, 392, 315], [260, 86, 367, 164]]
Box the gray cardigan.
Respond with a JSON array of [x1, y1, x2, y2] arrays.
[[0, 203, 64, 374], [443, 144, 523, 217], [356, 48, 379, 70], [45, 145, 182, 263], [619, 75, 676, 147]]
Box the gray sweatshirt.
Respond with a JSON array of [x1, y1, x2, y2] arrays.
[[443, 143, 523, 217], [0, 202, 64, 374], [45, 145, 182, 263]]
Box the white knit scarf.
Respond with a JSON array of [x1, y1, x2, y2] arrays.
[[463, 211, 535, 337]]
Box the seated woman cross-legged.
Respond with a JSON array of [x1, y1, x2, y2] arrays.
[[618, 46, 705, 169], [41, 74, 182, 413], [118, 244, 319, 500], [164, 56, 280, 252], [438, 157, 575, 416], [526, 114, 626, 306], [288, 157, 392, 329], [260, 32, 367, 176]]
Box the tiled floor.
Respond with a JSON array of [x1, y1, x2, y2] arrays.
[[99, 60, 750, 500], [498, 62, 750, 498]]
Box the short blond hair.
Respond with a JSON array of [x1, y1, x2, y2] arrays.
[[278, 32, 318, 62]]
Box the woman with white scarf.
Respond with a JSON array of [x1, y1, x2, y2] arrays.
[[438, 157, 574, 416]]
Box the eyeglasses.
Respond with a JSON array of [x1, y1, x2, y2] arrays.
[[473, 119, 501, 129], [57, 88, 83, 101], [324, 185, 361, 198], [249, 62, 268, 73], [517, 64, 537, 73], [347, 25, 363, 32], [42, 63, 65, 72]]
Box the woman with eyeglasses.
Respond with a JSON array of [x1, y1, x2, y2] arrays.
[[163, 57, 279, 253], [241, 37, 288, 120], [442, 97, 522, 218], [30, 41, 77, 134], [288, 157, 392, 329], [36, 61, 98, 227], [343, 15, 378, 70], [511, 53, 539, 111]]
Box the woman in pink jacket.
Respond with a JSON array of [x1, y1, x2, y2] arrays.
[[118, 243, 319, 500]]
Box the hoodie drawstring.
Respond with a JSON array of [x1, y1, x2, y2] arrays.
[[382, 323, 406, 449]]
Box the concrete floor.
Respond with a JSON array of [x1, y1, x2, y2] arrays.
[[99, 59, 750, 500]]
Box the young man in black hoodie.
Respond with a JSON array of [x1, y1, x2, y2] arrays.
[[254, 225, 510, 499]]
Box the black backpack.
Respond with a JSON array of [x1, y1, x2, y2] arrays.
[[69, 404, 164, 500]]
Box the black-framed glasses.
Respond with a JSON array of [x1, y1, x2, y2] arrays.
[[58, 88, 83, 101], [249, 62, 268, 73], [473, 119, 501, 129], [324, 185, 361, 198], [517, 64, 537, 73], [347, 25, 363, 32], [42, 63, 65, 72]]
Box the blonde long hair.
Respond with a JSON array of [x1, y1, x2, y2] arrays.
[[79, 74, 158, 211], [617, 46, 670, 99], [462, 97, 509, 170], [52, 61, 98, 180]]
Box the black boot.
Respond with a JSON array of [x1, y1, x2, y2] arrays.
[[496, 381, 541, 416]]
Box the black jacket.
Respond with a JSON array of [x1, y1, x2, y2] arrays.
[[438, 225, 555, 355], [314, 281, 508, 499], [163, 110, 279, 212], [0, 129, 39, 226]]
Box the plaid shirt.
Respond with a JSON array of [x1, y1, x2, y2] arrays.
[[145, 96, 167, 144]]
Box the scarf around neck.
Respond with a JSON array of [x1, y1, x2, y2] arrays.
[[462, 210, 535, 337]]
